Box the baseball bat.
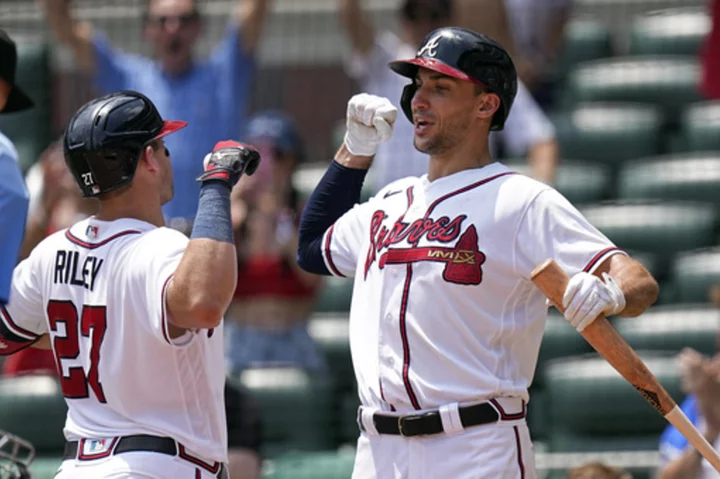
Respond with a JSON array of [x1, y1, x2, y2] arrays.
[[531, 259, 720, 472]]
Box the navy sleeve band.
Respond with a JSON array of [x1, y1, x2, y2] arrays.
[[297, 161, 368, 275], [190, 182, 234, 243]]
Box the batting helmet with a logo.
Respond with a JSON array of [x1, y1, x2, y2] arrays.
[[389, 27, 518, 131]]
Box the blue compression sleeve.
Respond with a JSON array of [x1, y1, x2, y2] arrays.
[[190, 183, 233, 243], [297, 161, 368, 275]]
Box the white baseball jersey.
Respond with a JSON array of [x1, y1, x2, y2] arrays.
[[322, 162, 623, 412], [1, 217, 228, 463]]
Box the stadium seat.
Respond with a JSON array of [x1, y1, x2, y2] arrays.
[[314, 276, 355, 313], [550, 104, 663, 165], [554, 18, 614, 79], [629, 7, 710, 56], [670, 247, 720, 304], [506, 160, 612, 205], [262, 449, 356, 479], [544, 352, 683, 453], [617, 153, 720, 207], [237, 367, 334, 457], [0, 37, 52, 172], [308, 313, 353, 393], [563, 57, 702, 121], [579, 200, 716, 277], [614, 304, 720, 355], [0, 376, 67, 455], [535, 312, 592, 388], [680, 101, 720, 152]]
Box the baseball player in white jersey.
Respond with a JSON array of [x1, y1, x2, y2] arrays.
[[0, 90, 261, 478], [297, 28, 659, 478]]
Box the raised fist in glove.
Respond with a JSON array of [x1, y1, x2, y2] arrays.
[[344, 93, 397, 157], [197, 140, 261, 188], [562, 272, 626, 332]]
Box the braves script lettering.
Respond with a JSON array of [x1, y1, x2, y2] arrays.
[[365, 210, 485, 284]]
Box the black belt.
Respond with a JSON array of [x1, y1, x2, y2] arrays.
[[363, 401, 506, 437], [63, 435, 228, 479]]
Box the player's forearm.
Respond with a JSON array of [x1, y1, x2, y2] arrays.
[[297, 149, 369, 274], [168, 184, 238, 328], [604, 254, 659, 317]]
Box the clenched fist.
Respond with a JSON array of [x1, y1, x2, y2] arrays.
[[196, 140, 261, 189], [343, 93, 397, 157], [562, 272, 626, 332]]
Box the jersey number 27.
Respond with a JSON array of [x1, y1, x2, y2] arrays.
[[47, 300, 107, 403]]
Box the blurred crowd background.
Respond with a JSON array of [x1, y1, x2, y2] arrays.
[[2, 0, 720, 478]]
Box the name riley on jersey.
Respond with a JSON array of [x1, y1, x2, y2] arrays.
[[54, 250, 104, 291]]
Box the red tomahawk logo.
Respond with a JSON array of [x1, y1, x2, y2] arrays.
[[379, 226, 486, 285]]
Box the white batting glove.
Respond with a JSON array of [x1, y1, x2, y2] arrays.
[[343, 93, 397, 157], [562, 272, 626, 332]]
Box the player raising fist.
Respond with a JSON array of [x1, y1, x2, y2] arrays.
[[297, 27, 659, 478], [0, 90, 259, 479]]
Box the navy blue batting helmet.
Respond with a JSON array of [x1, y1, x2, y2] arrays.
[[389, 27, 518, 131]]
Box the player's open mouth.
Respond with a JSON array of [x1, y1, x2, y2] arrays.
[[414, 117, 434, 135]]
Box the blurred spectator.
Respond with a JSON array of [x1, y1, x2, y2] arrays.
[[566, 462, 632, 479], [0, 29, 32, 307], [657, 347, 720, 479], [226, 379, 263, 479], [20, 140, 98, 260], [502, 0, 574, 110], [40, 0, 271, 230], [2, 140, 97, 378], [338, 0, 558, 190], [701, 0, 720, 99], [224, 111, 325, 374]]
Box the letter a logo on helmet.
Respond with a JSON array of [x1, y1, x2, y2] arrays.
[[416, 33, 442, 58], [388, 27, 518, 131]]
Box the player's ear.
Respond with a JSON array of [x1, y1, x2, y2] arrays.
[[475, 91, 500, 123], [141, 144, 160, 173]]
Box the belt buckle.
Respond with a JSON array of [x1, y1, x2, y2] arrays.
[[397, 414, 422, 437]]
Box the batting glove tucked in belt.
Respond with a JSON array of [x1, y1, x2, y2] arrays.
[[196, 140, 261, 188], [343, 93, 397, 157], [562, 272, 626, 332]]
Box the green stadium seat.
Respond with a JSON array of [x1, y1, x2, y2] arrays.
[[629, 8, 710, 56], [340, 393, 360, 446], [262, 450, 356, 479], [563, 57, 703, 120], [28, 456, 63, 479], [614, 304, 720, 355], [670, 247, 720, 304], [617, 153, 720, 207], [579, 200, 716, 277], [237, 367, 334, 457], [507, 159, 612, 205], [314, 276, 355, 313], [308, 313, 353, 394], [551, 104, 663, 165], [680, 101, 720, 152], [0, 37, 52, 172], [0, 376, 67, 456], [554, 18, 614, 80], [544, 353, 683, 453], [535, 312, 592, 388]]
